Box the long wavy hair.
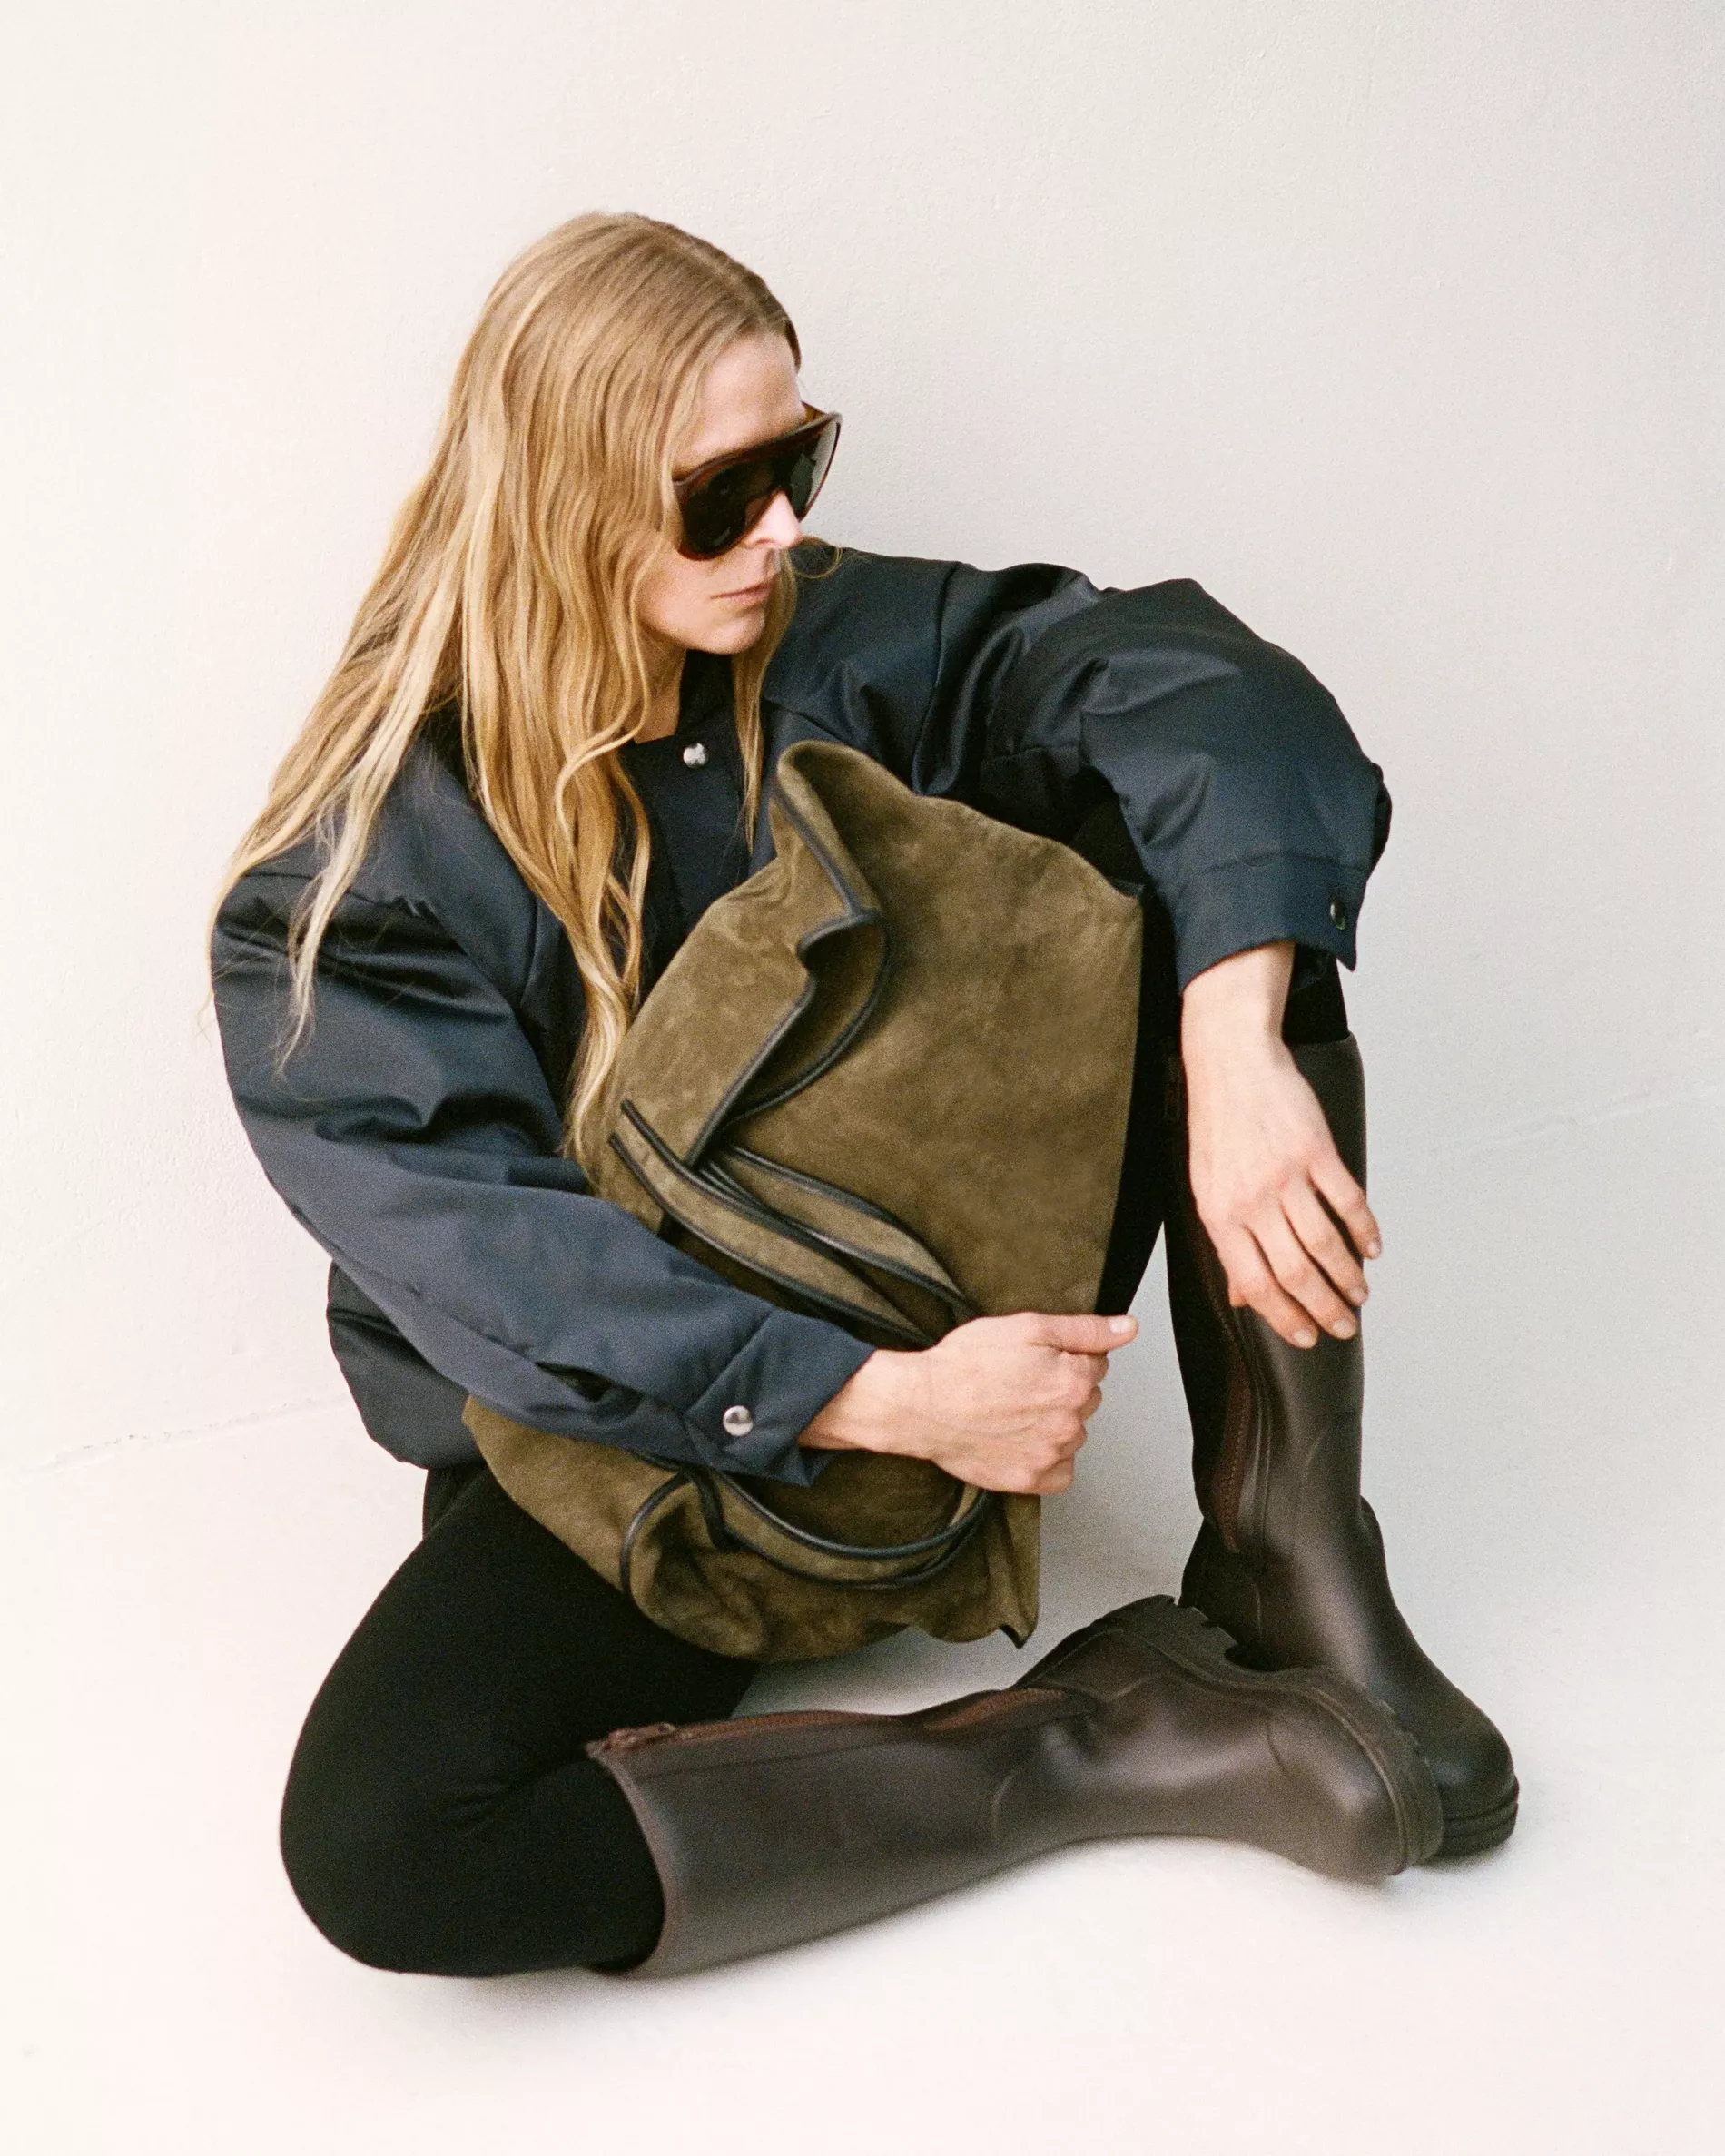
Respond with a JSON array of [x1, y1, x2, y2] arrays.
[[213, 212, 802, 1162]]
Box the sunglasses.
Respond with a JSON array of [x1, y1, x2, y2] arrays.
[[673, 405, 842, 560]]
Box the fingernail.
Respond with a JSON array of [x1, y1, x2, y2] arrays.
[[1108, 1315, 1135, 1335], [1365, 1239, 1382, 1259], [1331, 1318, 1356, 1339], [1347, 1286, 1367, 1306], [1294, 1327, 1318, 1348]]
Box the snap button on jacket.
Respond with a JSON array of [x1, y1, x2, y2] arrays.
[[466, 739, 1142, 1660]]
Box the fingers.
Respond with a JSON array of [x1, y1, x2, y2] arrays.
[[977, 1411, 1090, 1494], [1009, 1338, 1100, 1489], [1215, 1196, 1368, 1347], [1057, 1351, 1110, 1388], [915, 1310, 1136, 1495], [1043, 1357, 1106, 1418], [1282, 1180, 1368, 1306], [1020, 1312, 1137, 1354], [1211, 1223, 1324, 1348], [1254, 1212, 1356, 1340], [1028, 1409, 1090, 1491], [1310, 1148, 1382, 1261]]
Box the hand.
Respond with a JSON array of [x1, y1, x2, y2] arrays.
[[801, 1311, 1138, 1494], [1181, 942, 1381, 1350]]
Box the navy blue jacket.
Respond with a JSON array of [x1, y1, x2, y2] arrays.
[[212, 548, 1389, 1477]]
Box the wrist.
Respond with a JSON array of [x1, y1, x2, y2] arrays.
[[1181, 940, 1295, 1057], [800, 1349, 920, 1455]]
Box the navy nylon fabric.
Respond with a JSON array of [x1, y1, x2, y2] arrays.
[[212, 547, 1388, 1475]]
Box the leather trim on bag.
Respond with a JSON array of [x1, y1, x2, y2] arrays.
[[614, 1102, 942, 1343], [702, 1150, 976, 1319], [619, 1472, 695, 1605], [606, 1127, 933, 1348], [685, 1465, 997, 1590], [687, 778, 892, 1161], [705, 1465, 992, 1563]]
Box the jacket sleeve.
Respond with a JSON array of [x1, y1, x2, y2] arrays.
[[775, 550, 1392, 989], [211, 868, 871, 1484]]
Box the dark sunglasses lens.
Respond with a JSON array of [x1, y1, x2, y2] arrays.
[[677, 415, 841, 558], [792, 416, 839, 515], [682, 458, 774, 557]]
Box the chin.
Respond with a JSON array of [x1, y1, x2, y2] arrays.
[[700, 605, 772, 655]]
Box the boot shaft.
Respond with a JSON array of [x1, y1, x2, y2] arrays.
[[590, 1598, 1441, 1977], [590, 1688, 1089, 1974], [1165, 1034, 1370, 1556], [1164, 1038, 1519, 1854]]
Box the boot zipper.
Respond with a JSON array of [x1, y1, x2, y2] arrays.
[[593, 1708, 869, 1757]]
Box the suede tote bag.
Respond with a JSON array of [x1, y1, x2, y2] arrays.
[[465, 739, 1142, 1661]]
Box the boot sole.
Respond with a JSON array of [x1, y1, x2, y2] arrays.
[[1028, 1596, 1445, 1874], [1434, 1779, 1520, 1857]]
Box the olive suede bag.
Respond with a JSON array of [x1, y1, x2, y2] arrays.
[[464, 740, 1141, 1661]]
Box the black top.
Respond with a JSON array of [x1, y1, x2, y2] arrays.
[[617, 652, 754, 964], [212, 546, 1390, 1481]]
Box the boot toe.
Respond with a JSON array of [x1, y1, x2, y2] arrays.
[[1392, 1670, 1518, 1856], [1181, 1521, 1520, 1859], [1429, 1736, 1519, 1856]]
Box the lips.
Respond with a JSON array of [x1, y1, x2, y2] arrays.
[[721, 582, 774, 603]]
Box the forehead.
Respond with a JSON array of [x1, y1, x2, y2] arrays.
[[677, 333, 803, 468]]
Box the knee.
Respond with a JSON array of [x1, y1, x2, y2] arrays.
[[277, 1711, 660, 1977], [279, 1731, 417, 1973]]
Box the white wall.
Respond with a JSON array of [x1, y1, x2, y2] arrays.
[[3, 0, 1720, 1471]]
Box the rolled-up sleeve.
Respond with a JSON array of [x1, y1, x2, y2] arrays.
[[212, 874, 870, 1482], [776, 551, 1391, 989], [936, 573, 1390, 988]]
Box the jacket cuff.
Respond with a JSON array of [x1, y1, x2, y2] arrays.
[[683, 1307, 876, 1485], [1168, 851, 1368, 991]]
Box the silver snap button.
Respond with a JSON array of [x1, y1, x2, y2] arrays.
[[721, 1403, 754, 1437], [1329, 900, 1348, 930], [681, 741, 708, 769]]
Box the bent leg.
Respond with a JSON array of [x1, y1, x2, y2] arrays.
[[1160, 1019, 1517, 1852], [279, 1468, 757, 1975], [1088, 856, 1351, 1318]]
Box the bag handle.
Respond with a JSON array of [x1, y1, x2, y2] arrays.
[[610, 1103, 970, 1345], [622, 1466, 995, 1595]]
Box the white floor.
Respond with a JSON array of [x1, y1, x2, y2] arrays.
[[5, 1098, 1720, 2156]]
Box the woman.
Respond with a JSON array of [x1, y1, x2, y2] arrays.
[[212, 213, 1513, 1980]]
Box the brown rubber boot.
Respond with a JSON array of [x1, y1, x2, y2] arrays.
[[590, 1595, 1441, 1976], [1165, 1033, 1518, 1856]]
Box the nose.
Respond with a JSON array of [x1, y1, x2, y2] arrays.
[[744, 490, 803, 552]]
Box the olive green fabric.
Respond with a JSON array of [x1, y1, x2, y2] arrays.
[[466, 740, 1141, 1661]]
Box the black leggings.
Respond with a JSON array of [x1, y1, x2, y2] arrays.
[[281, 1463, 756, 1973], [281, 906, 1348, 1976]]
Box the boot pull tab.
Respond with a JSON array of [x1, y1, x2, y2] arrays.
[[594, 1722, 679, 1755]]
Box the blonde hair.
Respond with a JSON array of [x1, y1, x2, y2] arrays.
[[214, 212, 802, 1162]]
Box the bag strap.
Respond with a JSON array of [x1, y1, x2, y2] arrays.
[[687, 1466, 996, 1589], [610, 1102, 972, 1345], [608, 1103, 998, 1589]]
